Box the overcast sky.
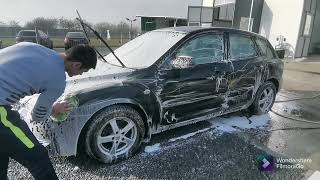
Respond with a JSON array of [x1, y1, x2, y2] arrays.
[[1, 0, 201, 27]]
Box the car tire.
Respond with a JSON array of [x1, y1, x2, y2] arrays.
[[249, 81, 276, 115], [85, 105, 145, 163]]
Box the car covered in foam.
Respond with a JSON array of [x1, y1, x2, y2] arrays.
[[18, 27, 283, 163]]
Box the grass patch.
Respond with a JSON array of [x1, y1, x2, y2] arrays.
[[1, 37, 16, 47]]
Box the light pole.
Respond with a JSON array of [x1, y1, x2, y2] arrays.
[[248, 0, 255, 31], [126, 18, 137, 40]]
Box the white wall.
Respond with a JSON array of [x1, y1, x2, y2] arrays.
[[259, 0, 304, 57], [202, 0, 214, 7]]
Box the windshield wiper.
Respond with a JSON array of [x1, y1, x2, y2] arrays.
[[76, 10, 126, 68]]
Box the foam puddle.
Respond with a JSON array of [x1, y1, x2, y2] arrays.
[[144, 114, 271, 154], [144, 143, 161, 153], [208, 114, 271, 134]]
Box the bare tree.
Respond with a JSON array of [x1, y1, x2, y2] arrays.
[[92, 21, 139, 39], [21, 17, 139, 39], [94, 22, 112, 36], [8, 20, 21, 27], [25, 17, 58, 32], [58, 17, 76, 30], [117, 21, 130, 34], [8, 20, 21, 35], [72, 18, 94, 34]]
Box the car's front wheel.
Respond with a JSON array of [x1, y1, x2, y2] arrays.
[[250, 81, 276, 115], [85, 105, 145, 163]]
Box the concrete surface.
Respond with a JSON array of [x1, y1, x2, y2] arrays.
[[283, 56, 320, 91]]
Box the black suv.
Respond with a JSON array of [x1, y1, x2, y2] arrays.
[[64, 32, 89, 49], [21, 27, 284, 164], [16, 30, 53, 49]]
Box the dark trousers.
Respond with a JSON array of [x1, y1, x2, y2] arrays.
[[0, 105, 58, 180]]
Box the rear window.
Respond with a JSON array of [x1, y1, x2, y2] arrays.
[[66, 32, 86, 38], [229, 33, 257, 60], [19, 31, 36, 36], [256, 38, 275, 59]]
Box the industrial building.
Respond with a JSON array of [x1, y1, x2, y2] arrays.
[[136, 0, 319, 58]]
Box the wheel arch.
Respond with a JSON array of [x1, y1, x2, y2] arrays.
[[76, 98, 150, 156], [267, 77, 280, 93]]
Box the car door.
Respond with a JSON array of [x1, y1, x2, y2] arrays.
[[225, 33, 265, 110], [255, 36, 281, 89], [157, 32, 231, 124]]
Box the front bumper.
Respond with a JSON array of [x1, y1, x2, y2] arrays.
[[19, 107, 63, 156], [18, 96, 84, 157], [18, 95, 101, 157]]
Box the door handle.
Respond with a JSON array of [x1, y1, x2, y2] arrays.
[[214, 70, 223, 74], [214, 70, 231, 76]]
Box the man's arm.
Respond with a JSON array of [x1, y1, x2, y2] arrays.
[[31, 87, 65, 122], [51, 100, 71, 117]]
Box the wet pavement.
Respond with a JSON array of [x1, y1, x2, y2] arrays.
[[270, 91, 320, 172]]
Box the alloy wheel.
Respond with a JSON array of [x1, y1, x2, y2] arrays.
[[258, 87, 275, 113], [96, 117, 137, 157]]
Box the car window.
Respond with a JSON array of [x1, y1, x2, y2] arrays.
[[175, 33, 224, 65], [229, 34, 257, 60], [256, 38, 275, 59], [67, 32, 86, 38], [20, 31, 36, 36]]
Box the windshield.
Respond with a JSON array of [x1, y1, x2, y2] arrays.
[[19, 31, 36, 36], [66, 32, 86, 38], [104, 30, 186, 68]]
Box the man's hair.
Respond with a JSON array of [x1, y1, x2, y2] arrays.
[[65, 44, 97, 69]]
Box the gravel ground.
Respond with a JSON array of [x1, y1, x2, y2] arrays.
[[8, 118, 308, 180]]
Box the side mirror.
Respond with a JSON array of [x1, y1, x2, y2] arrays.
[[171, 56, 194, 69]]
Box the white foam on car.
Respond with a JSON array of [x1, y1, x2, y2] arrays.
[[65, 61, 134, 93], [67, 60, 131, 81]]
